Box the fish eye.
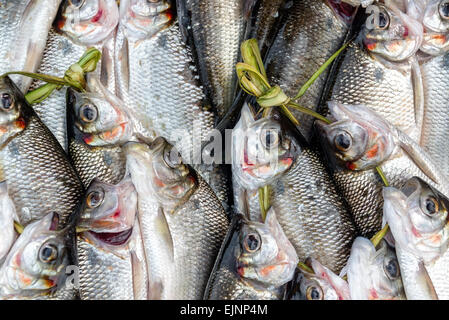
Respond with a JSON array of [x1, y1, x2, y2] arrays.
[[68, 0, 85, 8], [384, 258, 400, 280], [421, 196, 439, 216], [163, 145, 182, 169], [243, 233, 261, 253], [306, 285, 323, 300], [0, 93, 14, 111], [376, 10, 390, 30], [262, 128, 280, 149], [334, 131, 352, 152], [440, 0, 449, 19], [79, 103, 98, 123], [86, 189, 104, 208], [39, 243, 58, 263]]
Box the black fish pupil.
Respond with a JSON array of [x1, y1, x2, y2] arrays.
[[1, 93, 12, 110], [246, 234, 259, 251], [42, 247, 54, 260], [441, 2, 449, 17], [83, 106, 96, 121], [386, 260, 398, 278], [378, 12, 388, 28], [426, 198, 436, 214], [90, 192, 101, 206], [335, 133, 351, 149], [310, 287, 320, 299], [70, 0, 83, 6]]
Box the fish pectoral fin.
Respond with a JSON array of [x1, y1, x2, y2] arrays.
[[416, 261, 439, 300], [156, 207, 175, 262]]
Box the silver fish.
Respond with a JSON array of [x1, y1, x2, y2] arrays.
[[0, 213, 70, 300], [177, 0, 250, 118], [264, 0, 357, 142], [384, 177, 449, 300], [0, 0, 62, 93], [0, 182, 18, 264], [316, 101, 449, 237], [124, 138, 229, 299], [76, 176, 148, 300], [284, 258, 350, 300], [345, 237, 406, 300], [233, 104, 357, 273], [0, 76, 84, 228], [205, 208, 298, 300], [30, 0, 119, 151]]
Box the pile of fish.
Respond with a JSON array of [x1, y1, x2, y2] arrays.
[[1, 0, 449, 300]]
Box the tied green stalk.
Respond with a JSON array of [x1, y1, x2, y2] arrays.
[[1, 48, 101, 105], [238, 39, 390, 242]]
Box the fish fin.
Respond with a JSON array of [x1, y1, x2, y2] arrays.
[[116, 35, 130, 98], [100, 34, 116, 92], [130, 249, 147, 300], [156, 207, 175, 261], [410, 56, 424, 139], [416, 261, 439, 300], [243, 0, 257, 19]]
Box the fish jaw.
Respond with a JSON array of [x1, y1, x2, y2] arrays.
[[57, 0, 119, 45], [420, 0, 449, 55], [308, 258, 351, 300]]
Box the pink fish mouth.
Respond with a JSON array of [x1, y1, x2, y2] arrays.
[[90, 228, 133, 246]]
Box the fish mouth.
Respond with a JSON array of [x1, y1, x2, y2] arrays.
[[89, 228, 133, 246], [326, 0, 358, 25], [421, 32, 449, 55], [241, 156, 293, 178], [81, 122, 130, 146]]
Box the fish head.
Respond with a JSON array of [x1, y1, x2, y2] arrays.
[[0, 77, 29, 148], [67, 85, 133, 147], [362, 2, 423, 61], [232, 103, 296, 189], [77, 176, 137, 246], [420, 0, 449, 55], [0, 213, 69, 296], [383, 177, 449, 263], [56, 0, 119, 45], [316, 102, 396, 171], [236, 208, 298, 288], [124, 139, 196, 204], [120, 0, 172, 40], [346, 237, 405, 300]]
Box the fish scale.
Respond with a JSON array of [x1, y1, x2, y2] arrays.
[[331, 43, 418, 140], [269, 148, 356, 273], [420, 53, 449, 178], [265, 0, 353, 141]]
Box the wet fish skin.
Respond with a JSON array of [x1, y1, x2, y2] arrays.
[[76, 176, 148, 300], [125, 138, 229, 299], [384, 177, 449, 299], [0, 76, 84, 228], [177, 0, 249, 119], [0, 182, 18, 264], [415, 0, 449, 178], [0, 213, 70, 300], [205, 209, 298, 300], [30, 0, 119, 151], [233, 104, 357, 273], [285, 258, 350, 300], [264, 0, 357, 142], [316, 101, 449, 238], [0, 0, 62, 93], [346, 237, 406, 300], [115, 0, 230, 211]]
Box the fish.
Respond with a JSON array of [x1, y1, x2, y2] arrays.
[[204, 208, 298, 300], [76, 176, 149, 300], [0, 76, 84, 228], [115, 0, 230, 212], [329, 1, 424, 142], [66, 76, 134, 188], [0, 212, 71, 300], [30, 0, 119, 151], [244, 0, 286, 58], [284, 258, 350, 300], [415, 0, 449, 178], [384, 177, 449, 300], [264, 0, 358, 142], [0, 182, 18, 264], [232, 104, 357, 273], [177, 0, 250, 119], [345, 237, 406, 300], [316, 101, 449, 238], [0, 0, 62, 93], [124, 138, 229, 299]]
